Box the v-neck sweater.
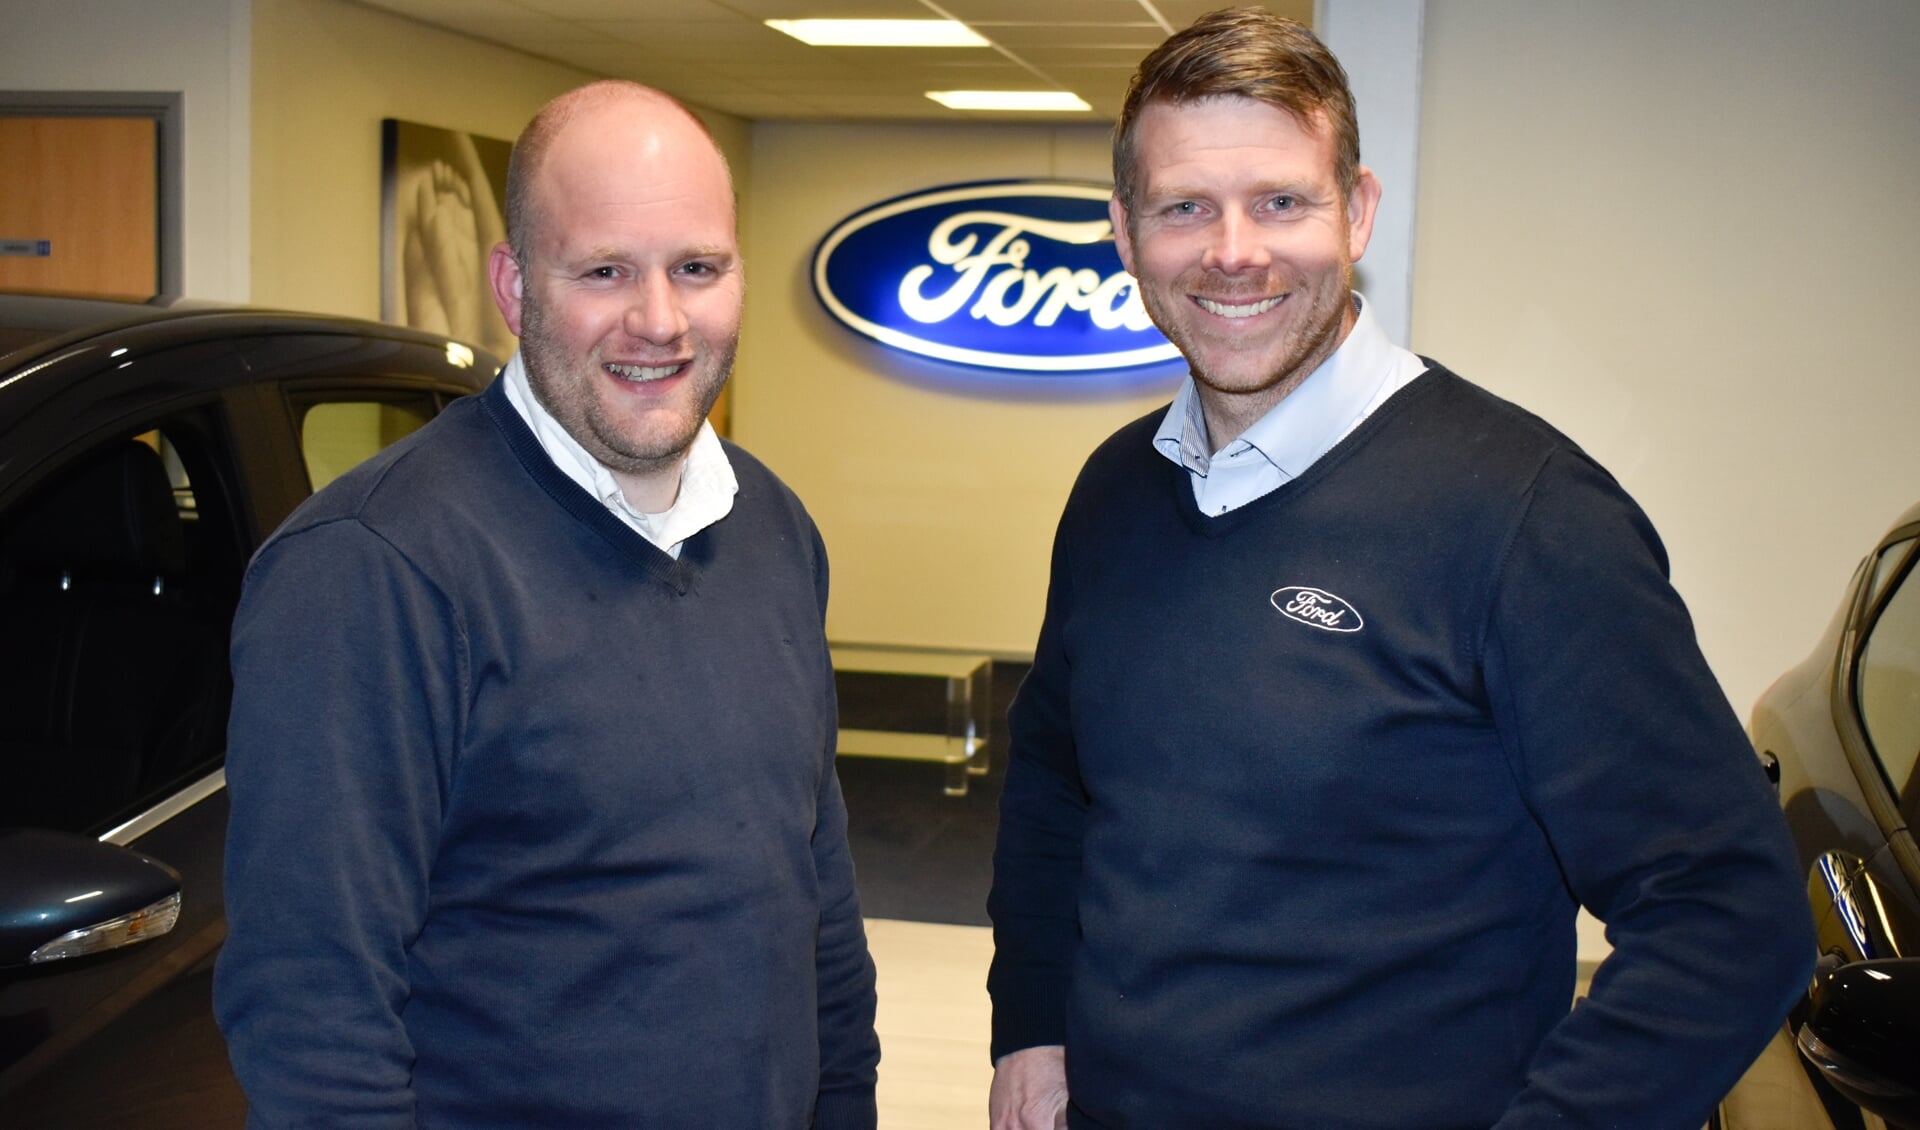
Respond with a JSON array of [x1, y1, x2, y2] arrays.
[[989, 365, 1812, 1129], [217, 378, 878, 1129]]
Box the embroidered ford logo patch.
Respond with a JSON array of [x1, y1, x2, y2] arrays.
[[811, 180, 1181, 373], [1271, 586, 1364, 633]]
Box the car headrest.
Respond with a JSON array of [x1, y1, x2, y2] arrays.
[[3, 440, 189, 581]]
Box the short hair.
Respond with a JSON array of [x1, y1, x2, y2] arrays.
[[503, 80, 724, 265], [1112, 7, 1360, 212]]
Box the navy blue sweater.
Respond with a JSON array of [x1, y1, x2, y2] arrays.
[[217, 378, 878, 1128], [989, 367, 1813, 1129]]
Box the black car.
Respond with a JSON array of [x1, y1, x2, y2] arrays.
[[1737, 500, 1920, 1130], [0, 294, 498, 1127]]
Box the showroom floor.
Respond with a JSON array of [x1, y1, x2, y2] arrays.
[[868, 918, 995, 1129], [835, 659, 1020, 1126]]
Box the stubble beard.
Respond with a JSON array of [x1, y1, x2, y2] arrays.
[[517, 292, 736, 479], [1141, 260, 1354, 406]]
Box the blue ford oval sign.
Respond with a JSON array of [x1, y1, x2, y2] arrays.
[[812, 180, 1180, 373]]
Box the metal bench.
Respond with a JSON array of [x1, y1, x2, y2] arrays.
[[830, 645, 992, 796]]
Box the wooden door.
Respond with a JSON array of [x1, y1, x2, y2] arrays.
[[0, 117, 159, 300]]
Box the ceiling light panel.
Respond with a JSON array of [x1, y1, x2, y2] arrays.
[[925, 90, 1092, 111], [766, 19, 990, 47], [716, 0, 926, 15], [584, 19, 821, 58]]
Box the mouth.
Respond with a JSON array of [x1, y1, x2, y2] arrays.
[[1192, 294, 1284, 319], [604, 361, 687, 383]]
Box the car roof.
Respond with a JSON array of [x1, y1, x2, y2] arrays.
[[0, 294, 217, 360], [0, 292, 495, 365], [0, 292, 499, 402], [0, 293, 501, 472], [1889, 499, 1920, 537]]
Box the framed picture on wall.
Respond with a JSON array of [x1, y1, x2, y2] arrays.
[[380, 118, 517, 365]]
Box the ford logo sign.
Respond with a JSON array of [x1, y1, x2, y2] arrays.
[[1270, 586, 1365, 633], [812, 180, 1181, 373]]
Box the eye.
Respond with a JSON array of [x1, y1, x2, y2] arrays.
[[587, 266, 620, 280], [1170, 201, 1200, 216], [1267, 195, 1297, 212]]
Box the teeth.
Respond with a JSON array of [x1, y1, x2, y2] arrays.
[[1195, 295, 1283, 318], [606, 362, 681, 381]]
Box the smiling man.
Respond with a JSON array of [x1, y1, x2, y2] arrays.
[[216, 83, 878, 1128], [987, 10, 1813, 1130]]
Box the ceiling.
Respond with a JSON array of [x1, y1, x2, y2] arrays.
[[351, 0, 1315, 122]]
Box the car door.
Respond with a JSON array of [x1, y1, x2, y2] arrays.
[[0, 392, 254, 1127], [1819, 527, 1920, 958], [1797, 523, 1920, 1129], [0, 322, 494, 1128]]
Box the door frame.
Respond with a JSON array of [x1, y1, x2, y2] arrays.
[[0, 91, 183, 297]]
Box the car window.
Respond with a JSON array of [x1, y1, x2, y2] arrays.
[[1858, 541, 1920, 808], [0, 412, 245, 835], [298, 396, 437, 492]]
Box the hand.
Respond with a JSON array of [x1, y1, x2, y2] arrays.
[[989, 1044, 1068, 1130]]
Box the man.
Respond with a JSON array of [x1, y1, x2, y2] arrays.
[[215, 82, 879, 1128], [987, 10, 1813, 1129]]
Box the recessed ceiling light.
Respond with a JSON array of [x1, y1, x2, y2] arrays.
[[765, 19, 988, 47], [926, 90, 1092, 112]]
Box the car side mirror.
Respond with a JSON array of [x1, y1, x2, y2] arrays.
[[0, 827, 181, 968], [1807, 849, 1901, 964], [1796, 958, 1920, 1126]]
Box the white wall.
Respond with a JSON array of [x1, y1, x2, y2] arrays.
[[3, 0, 251, 300], [1414, 0, 1920, 717], [1316, 0, 1425, 346]]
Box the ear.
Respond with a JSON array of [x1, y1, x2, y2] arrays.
[[1108, 194, 1137, 274], [487, 242, 526, 336], [1345, 166, 1383, 264]]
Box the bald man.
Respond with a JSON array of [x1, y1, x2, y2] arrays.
[[216, 83, 879, 1129]]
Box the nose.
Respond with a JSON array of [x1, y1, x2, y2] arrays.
[[622, 273, 690, 344], [1202, 209, 1271, 275]]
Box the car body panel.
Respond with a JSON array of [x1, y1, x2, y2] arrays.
[[1741, 500, 1920, 1129]]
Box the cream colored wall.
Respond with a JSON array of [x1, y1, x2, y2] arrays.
[[734, 122, 1179, 654], [1414, 0, 1920, 716], [4, 0, 250, 300], [248, 0, 752, 322]]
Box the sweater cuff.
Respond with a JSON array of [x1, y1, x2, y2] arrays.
[[813, 1086, 877, 1130], [988, 972, 1069, 1063]]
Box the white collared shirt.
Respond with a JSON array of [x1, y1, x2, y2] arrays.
[[1152, 293, 1428, 515], [501, 353, 737, 558]]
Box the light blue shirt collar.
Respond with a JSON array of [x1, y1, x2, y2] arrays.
[[1152, 293, 1426, 514]]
